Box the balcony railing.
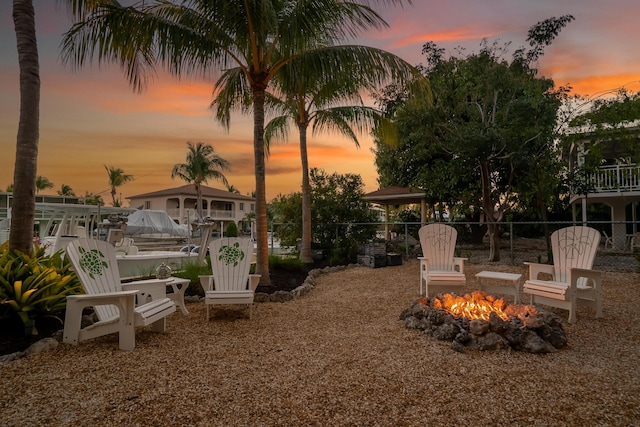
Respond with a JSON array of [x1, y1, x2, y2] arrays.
[[166, 208, 235, 222], [589, 164, 640, 193]]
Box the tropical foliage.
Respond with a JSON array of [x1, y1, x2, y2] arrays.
[[0, 244, 82, 336]]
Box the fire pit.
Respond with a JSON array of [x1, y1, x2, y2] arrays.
[[400, 291, 567, 353]]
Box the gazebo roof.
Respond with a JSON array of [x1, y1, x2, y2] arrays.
[[363, 186, 425, 205]]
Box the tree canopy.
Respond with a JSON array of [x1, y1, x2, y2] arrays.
[[374, 16, 574, 261]]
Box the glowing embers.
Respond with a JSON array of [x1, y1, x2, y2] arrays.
[[430, 291, 509, 321]]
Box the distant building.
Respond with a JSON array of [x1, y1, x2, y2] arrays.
[[127, 184, 255, 232]]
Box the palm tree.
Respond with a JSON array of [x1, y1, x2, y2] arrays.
[[226, 184, 241, 194], [57, 184, 76, 197], [104, 165, 133, 207], [81, 191, 103, 206], [60, 0, 420, 284], [35, 175, 54, 194], [171, 142, 230, 220], [253, 63, 399, 263], [10, 0, 40, 253]]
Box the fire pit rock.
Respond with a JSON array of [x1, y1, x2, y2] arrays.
[[400, 294, 567, 354]]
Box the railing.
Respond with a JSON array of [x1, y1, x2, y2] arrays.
[[166, 209, 235, 221], [589, 164, 640, 192]]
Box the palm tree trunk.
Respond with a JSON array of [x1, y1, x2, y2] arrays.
[[253, 82, 271, 285], [298, 123, 313, 264], [10, 0, 39, 254]]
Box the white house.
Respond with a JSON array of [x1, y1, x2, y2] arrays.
[[127, 184, 255, 232]]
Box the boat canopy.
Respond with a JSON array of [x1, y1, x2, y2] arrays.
[[124, 210, 189, 238]]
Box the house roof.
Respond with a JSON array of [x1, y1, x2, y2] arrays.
[[363, 186, 425, 205], [127, 184, 255, 201]]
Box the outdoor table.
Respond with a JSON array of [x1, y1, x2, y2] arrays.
[[475, 271, 523, 304], [167, 277, 190, 316]]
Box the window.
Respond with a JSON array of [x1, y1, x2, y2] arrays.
[[240, 203, 244, 211], [144, 201, 151, 209]]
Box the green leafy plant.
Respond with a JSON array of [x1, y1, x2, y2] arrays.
[[171, 261, 211, 297], [225, 221, 239, 237], [0, 244, 82, 335]]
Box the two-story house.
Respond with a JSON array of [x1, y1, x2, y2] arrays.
[[127, 184, 255, 234], [569, 126, 640, 250]]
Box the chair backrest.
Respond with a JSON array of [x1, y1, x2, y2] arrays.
[[551, 226, 601, 283], [208, 237, 253, 291], [66, 239, 122, 321], [418, 223, 458, 271]]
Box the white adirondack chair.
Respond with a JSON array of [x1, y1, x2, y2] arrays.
[[418, 223, 467, 295], [64, 239, 176, 350], [522, 226, 603, 324], [199, 237, 261, 320]]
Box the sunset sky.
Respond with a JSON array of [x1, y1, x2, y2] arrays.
[[1, 1, 639, 205]]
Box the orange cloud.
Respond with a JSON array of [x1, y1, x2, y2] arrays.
[[391, 27, 500, 49]]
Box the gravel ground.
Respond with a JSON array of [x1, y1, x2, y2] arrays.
[[1, 258, 639, 427]]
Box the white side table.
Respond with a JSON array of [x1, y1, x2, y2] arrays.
[[475, 271, 523, 304], [167, 277, 190, 316]]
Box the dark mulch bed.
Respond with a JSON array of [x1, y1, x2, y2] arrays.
[[0, 315, 63, 357]]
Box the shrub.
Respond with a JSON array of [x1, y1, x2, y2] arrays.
[[171, 261, 211, 297], [0, 244, 82, 335], [225, 222, 239, 237]]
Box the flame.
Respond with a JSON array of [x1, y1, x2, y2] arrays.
[[432, 291, 509, 321]]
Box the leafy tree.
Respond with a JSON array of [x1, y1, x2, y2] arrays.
[[171, 141, 230, 220], [57, 184, 76, 197], [104, 165, 133, 207], [35, 176, 53, 194], [374, 16, 573, 261], [5, 184, 14, 193], [272, 169, 377, 264], [269, 192, 303, 246], [61, 0, 416, 285], [563, 89, 640, 173]]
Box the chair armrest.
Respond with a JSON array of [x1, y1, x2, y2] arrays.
[[66, 291, 138, 322], [569, 267, 603, 288], [525, 262, 555, 280], [248, 274, 261, 291], [453, 257, 467, 274], [67, 290, 139, 304], [198, 275, 214, 291]]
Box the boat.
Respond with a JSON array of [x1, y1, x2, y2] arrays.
[[35, 203, 200, 279]]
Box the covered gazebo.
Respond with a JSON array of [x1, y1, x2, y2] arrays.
[[363, 186, 427, 240]]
